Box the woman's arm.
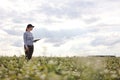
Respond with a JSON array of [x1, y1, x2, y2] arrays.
[[23, 33, 28, 48]]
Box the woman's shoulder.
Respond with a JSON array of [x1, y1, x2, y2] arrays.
[[24, 31, 32, 35], [24, 31, 28, 35]]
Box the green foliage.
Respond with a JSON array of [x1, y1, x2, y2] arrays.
[[0, 56, 120, 80]]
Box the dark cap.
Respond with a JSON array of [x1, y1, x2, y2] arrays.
[[27, 24, 34, 28]]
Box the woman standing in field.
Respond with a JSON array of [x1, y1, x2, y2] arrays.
[[23, 24, 40, 61]]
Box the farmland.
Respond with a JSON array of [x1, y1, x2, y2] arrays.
[[0, 56, 120, 80]]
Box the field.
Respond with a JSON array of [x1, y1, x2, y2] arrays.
[[0, 56, 120, 80]]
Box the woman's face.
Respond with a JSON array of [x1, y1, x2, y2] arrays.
[[27, 27, 33, 31], [29, 27, 33, 31]]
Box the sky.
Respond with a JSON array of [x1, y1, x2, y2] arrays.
[[0, 0, 120, 57]]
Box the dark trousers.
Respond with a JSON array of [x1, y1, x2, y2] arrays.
[[24, 45, 34, 60]]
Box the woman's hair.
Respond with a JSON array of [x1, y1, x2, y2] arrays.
[[26, 28, 28, 31], [26, 26, 29, 31], [26, 24, 34, 31]]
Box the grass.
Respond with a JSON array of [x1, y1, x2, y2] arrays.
[[0, 55, 120, 80]]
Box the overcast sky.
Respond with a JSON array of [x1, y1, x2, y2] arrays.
[[0, 0, 120, 57]]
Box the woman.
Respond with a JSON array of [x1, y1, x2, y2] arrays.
[[23, 24, 39, 61]]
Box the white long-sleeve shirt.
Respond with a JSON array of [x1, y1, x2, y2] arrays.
[[23, 31, 34, 48]]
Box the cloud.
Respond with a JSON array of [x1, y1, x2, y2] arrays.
[[37, 0, 95, 19], [0, 0, 120, 56], [91, 32, 120, 46], [33, 27, 98, 46], [12, 40, 23, 47], [3, 28, 23, 36], [83, 17, 100, 24], [92, 37, 120, 46]]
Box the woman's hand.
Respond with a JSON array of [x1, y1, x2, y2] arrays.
[[33, 39, 40, 42], [25, 47, 29, 51]]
